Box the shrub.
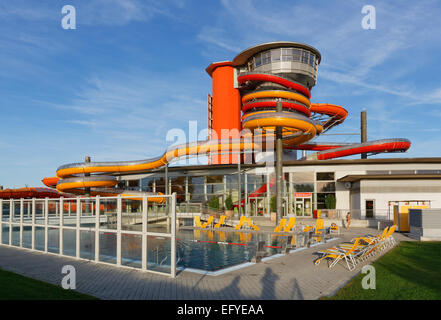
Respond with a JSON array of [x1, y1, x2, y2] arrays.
[[325, 194, 336, 209], [225, 195, 233, 210], [208, 196, 219, 210], [270, 196, 277, 212]]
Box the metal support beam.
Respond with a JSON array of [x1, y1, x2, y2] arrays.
[[238, 152, 241, 216], [275, 101, 283, 225], [361, 110, 367, 159]]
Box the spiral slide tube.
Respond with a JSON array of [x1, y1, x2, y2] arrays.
[[42, 72, 410, 200]]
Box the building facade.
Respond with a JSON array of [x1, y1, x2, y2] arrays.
[[116, 158, 441, 221]]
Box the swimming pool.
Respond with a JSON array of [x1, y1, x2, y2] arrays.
[[1, 224, 291, 273]]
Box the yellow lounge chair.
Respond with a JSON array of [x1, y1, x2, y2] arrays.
[[201, 215, 213, 228], [274, 218, 287, 233], [314, 219, 325, 243], [234, 216, 246, 230], [283, 217, 296, 232], [315, 238, 362, 271], [246, 217, 260, 231], [214, 215, 227, 228], [194, 215, 203, 228]]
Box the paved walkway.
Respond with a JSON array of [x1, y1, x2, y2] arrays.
[[0, 227, 413, 300]]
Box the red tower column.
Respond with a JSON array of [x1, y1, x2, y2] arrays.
[[208, 62, 242, 164]]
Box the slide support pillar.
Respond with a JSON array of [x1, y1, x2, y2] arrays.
[[276, 101, 283, 225]]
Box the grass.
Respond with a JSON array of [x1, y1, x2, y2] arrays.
[[323, 241, 441, 300], [0, 267, 97, 300]]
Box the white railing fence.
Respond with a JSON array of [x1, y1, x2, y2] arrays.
[[0, 193, 177, 278]]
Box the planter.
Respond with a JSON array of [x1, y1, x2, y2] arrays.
[[327, 210, 337, 219], [225, 210, 234, 219], [270, 212, 277, 222]]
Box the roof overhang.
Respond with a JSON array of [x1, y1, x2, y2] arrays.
[[338, 174, 441, 183]]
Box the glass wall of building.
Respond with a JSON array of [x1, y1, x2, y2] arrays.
[[137, 168, 336, 217]]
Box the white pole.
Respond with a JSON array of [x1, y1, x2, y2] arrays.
[[32, 198, 36, 250], [171, 193, 176, 278], [95, 196, 100, 263], [59, 197, 63, 255], [9, 199, 13, 245], [44, 197, 49, 253], [142, 195, 148, 271], [20, 198, 23, 247], [116, 195, 122, 266], [76, 197, 80, 259], [0, 199, 2, 243]]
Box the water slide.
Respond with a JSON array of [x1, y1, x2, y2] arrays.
[[41, 72, 410, 201]]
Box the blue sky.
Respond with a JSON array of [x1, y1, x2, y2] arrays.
[[1, 0, 441, 188]]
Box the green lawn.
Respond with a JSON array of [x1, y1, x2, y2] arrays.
[[323, 241, 441, 300], [0, 267, 97, 300]]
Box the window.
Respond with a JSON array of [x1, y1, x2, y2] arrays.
[[271, 49, 281, 62], [292, 49, 301, 61], [309, 53, 315, 66], [301, 50, 309, 64], [316, 181, 335, 192], [366, 200, 375, 218], [316, 172, 335, 181], [262, 51, 271, 64], [255, 55, 262, 67], [282, 48, 293, 61]]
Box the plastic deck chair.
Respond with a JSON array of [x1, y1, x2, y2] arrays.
[[194, 216, 203, 228], [246, 217, 260, 231], [201, 216, 213, 229], [214, 215, 226, 228], [274, 218, 287, 233], [354, 226, 389, 244], [234, 216, 246, 230], [314, 219, 325, 242], [315, 238, 363, 271], [283, 217, 296, 232]]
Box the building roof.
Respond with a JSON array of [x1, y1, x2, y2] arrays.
[[338, 173, 441, 182], [113, 157, 441, 177], [205, 41, 322, 77], [232, 41, 322, 66]]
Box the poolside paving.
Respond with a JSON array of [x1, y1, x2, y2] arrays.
[[0, 227, 413, 300]]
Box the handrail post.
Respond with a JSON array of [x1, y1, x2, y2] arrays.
[[59, 197, 64, 255], [20, 198, 24, 247], [44, 197, 49, 253], [142, 195, 148, 271], [116, 195, 122, 266], [171, 193, 176, 278], [76, 197, 80, 259], [0, 199, 2, 243], [31, 198, 36, 250], [95, 195, 100, 263], [9, 199, 13, 245]]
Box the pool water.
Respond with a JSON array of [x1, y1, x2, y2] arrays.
[[1, 224, 291, 273]]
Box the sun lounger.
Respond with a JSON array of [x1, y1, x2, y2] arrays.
[[194, 216, 203, 228], [283, 217, 296, 232], [214, 215, 227, 228], [201, 215, 213, 228], [246, 217, 260, 231], [315, 238, 363, 271], [234, 216, 246, 230], [274, 218, 287, 232]]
